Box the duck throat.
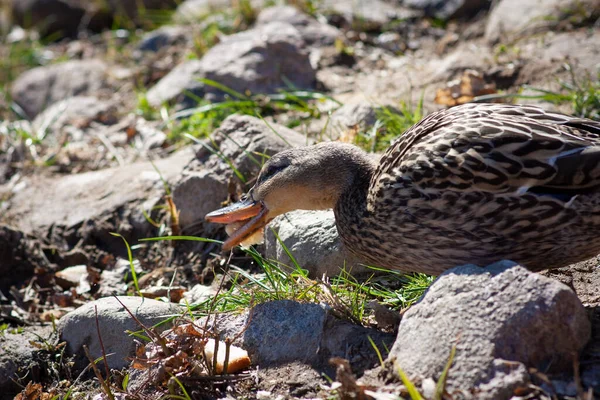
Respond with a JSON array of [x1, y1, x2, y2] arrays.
[[333, 157, 375, 248]]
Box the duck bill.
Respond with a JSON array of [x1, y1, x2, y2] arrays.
[[205, 198, 269, 251]]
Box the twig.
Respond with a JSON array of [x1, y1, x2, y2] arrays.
[[95, 305, 111, 380], [84, 345, 115, 400]]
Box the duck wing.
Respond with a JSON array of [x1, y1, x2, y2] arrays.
[[373, 104, 600, 200]]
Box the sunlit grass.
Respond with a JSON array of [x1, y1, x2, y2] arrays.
[[148, 79, 341, 145], [353, 96, 425, 153]]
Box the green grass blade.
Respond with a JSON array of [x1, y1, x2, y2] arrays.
[[199, 78, 249, 100], [256, 113, 292, 147], [434, 344, 457, 400], [110, 233, 141, 295], [367, 335, 384, 368], [397, 364, 424, 400], [140, 236, 223, 244]]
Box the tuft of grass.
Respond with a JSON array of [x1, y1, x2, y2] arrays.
[[141, 234, 433, 324], [473, 67, 600, 120], [354, 97, 424, 153], [160, 79, 340, 145], [520, 70, 600, 120]]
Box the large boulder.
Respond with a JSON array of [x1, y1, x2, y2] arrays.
[[386, 261, 591, 399], [146, 22, 316, 108], [10, 60, 111, 119]]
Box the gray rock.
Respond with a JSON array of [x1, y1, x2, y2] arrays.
[[136, 25, 190, 52], [202, 300, 395, 372], [484, 0, 600, 43], [57, 296, 184, 370], [11, 60, 111, 119], [0, 325, 53, 394], [256, 6, 340, 47], [173, 0, 260, 24], [147, 22, 315, 108], [404, 0, 491, 20], [387, 261, 591, 399], [31, 96, 118, 144], [2, 147, 194, 237], [146, 59, 204, 108], [265, 210, 367, 278], [173, 114, 307, 232], [321, 0, 418, 31]]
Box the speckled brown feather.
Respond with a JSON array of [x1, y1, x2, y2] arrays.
[[336, 104, 600, 274]]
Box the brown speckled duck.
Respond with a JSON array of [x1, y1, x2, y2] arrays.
[[206, 103, 600, 275]]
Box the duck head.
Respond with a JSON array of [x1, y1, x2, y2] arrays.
[[205, 142, 373, 251]]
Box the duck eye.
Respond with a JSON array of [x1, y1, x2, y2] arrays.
[[261, 163, 287, 181]]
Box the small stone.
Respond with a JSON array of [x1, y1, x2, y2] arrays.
[[264, 210, 368, 278], [57, 296, 184, 370], [11, 60, 111, 118]]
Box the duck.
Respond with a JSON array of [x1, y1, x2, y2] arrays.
[[205, 103, 600, 275]]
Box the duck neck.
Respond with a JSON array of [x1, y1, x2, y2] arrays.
[[333, 155, 375, 236]]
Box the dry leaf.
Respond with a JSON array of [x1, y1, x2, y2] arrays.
[[435, 69, 497, 107]]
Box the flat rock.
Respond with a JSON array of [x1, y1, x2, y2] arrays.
[[173, 114, 307, 233], [10, 60, 111, 119], [2, 147, 194, 236], [485, 0, 600, 43], [146, 22, 315, 108], [256, 6, 341, 47], [31, 96, 118, 144], [264, 210, 367, 278], [387, 261, 591, 399], [404, 0, 491, 20], [57, 296, 184, 370]]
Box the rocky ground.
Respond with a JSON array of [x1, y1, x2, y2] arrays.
[[1, 0, 600, 399]]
